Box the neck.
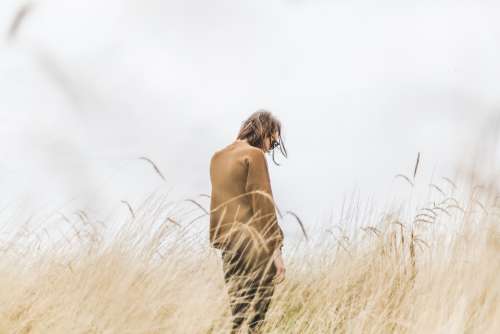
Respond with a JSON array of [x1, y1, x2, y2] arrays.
[[234, 138, 266, 152]]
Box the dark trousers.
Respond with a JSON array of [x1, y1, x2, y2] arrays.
[[221, 249, 277, 334]]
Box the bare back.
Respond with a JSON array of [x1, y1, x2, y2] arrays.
[[209, 141, 284, 255]]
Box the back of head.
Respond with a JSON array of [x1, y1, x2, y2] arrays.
[[237, 109, 288, 165]]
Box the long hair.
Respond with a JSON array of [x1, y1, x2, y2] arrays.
[[236, 109, 288, 166]]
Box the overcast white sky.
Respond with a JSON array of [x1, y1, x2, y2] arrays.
[[1, 0, 500, 239]]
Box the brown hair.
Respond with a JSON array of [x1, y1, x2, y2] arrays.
[[236, 109, 288, 166]]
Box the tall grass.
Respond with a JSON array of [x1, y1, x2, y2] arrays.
[[0, 177, 499, 334]]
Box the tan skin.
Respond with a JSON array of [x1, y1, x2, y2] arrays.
[[234, 131, 286, 284]]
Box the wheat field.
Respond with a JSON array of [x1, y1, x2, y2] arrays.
[[0, 173, 499, 334]]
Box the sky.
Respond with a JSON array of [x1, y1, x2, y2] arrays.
[[1, 0, 500, 242]]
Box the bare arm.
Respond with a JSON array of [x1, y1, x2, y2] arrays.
[[244, 149, 284, 254]]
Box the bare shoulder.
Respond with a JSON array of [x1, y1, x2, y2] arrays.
[[211, 148, 222, 159], [209, 149, 224, 168], [241, 145, 266, 165], [242, 144, 262, 155], [211, 144, 231, 159], [210, 149, 219, 161], [211, 142, 264, 165]]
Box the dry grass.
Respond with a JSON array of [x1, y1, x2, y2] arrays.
[[0, 180, 499, 334]]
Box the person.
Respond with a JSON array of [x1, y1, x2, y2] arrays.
[[209, 110, 287, 333]]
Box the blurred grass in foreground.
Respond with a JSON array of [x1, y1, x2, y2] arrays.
[[0, 172, 499, 334]]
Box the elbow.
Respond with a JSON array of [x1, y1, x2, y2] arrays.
[[267, 235, 284, 255]]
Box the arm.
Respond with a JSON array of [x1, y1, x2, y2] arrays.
[[273, 247, 286, 284], [244, 149, 284, 254]]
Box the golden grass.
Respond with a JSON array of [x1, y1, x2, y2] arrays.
[[0, 182, 499, 334]]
